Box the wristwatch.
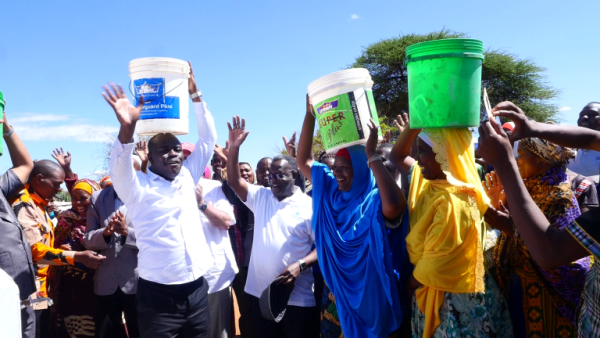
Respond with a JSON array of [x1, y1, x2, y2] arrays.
[[199, 201, 208, 211], [190, 91, 202, 100], [298, 259, 307, 272]]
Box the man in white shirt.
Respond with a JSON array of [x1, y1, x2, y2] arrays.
[[104, 62, 216, 338], [195, 178, 238, 338], [225, 116, 318, 338]]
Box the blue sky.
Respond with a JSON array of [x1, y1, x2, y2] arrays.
[[1, 0, 598, 180]]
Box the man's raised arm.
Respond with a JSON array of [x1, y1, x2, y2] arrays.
[[226, 116, 250, 202], [184, 61, 217, 183], [103, 83, 144, 205]]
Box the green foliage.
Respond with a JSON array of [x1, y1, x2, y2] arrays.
[[350, 29, 560, 124], [55, 191, 71, 202]]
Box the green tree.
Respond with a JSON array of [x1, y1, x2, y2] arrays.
[[351, 29, 560, 124]]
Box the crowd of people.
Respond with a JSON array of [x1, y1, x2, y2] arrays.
[[1, 60, 600, 338]]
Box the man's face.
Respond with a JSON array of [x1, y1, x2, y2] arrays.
[[240, 164, 254, 183], [577, 104, 600, 131], [211, 155, 223, 180], [269, 160, 296, 200], [376, 147, 396, 177], [33, 170, 65, 202], [256, 158, 272, 187], [149, 134, 183, 181]]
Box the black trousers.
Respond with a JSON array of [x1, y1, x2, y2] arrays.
[[95, 288, 139, 338], [34, 308, 49, 338], [137, 277, 210, 338], [250, 296, 318, 338], [22, 306, 35, 338], [231, 267, 254, 338]]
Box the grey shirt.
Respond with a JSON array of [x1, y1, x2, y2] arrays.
[[83, 185, 139, 295], [0, 169, 36, 300]]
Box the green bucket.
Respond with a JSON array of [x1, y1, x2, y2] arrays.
[[406, 38, 484, 129]]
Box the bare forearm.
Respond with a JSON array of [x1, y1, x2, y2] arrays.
[[118, 125, 136, 145], [370, 160, 405, 219], [302, 249, 318, 267], [202, 205, 234, 230], [3, 126, 33, 183], [297, 112, 315, 183], [390, 128, 419, 176], [493, 159, 586, 267], [226, 146, 248, 201], [530, 123, 600, 151]]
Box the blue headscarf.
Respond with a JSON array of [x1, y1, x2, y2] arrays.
[[311, 145, 403, 338]]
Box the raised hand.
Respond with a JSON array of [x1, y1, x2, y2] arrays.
[[477, 119, 513, 169], [483, 171, 507, 210], [306, 94, 315, 116], [188, 61, 200, 99], [394, 113, 410, 134], [366, 118, 379, 159], [214, 142, 230, 164], [282, 132, 297, 157], [492, 101, 534, 143], [51, 148, 72, 169], [102, 83, 144, 128], [135, 140, 149, 163], [227, 116, 249, 148]]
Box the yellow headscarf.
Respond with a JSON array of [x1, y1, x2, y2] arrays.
[[407, 128, 489, 337]]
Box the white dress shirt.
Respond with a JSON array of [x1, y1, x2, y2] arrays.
[[243, 185, 315, 307], [110, 101, 216, 285], [198, 179, 238, 294]]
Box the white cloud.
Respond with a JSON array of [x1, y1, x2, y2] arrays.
[[11, 113, 118, 143], [558, 106, 572, 112], [350, 14, 359, 20]]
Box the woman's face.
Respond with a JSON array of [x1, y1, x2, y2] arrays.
[[516, 143, 550, 179], [416, 138, 445, 180], [72, 189, 92, 217], [333, 156, 353, 192]]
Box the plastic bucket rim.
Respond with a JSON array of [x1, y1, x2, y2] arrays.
[[129, 57, 189, 65], [308, 68, 372, 100], [406, 38, 484, 59]]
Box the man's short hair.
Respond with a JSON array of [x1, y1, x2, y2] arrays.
[[272, 155, 298, 172], [377, 143, 394, 151], [256, 157, 272, 168], [31, 160, 63, 179]]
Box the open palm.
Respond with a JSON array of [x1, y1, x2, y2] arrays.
[[228, 116, 249, 148], [483, 171, 506, 209], [102, 83, 144, 127]]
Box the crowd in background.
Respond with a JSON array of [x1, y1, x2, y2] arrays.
[[1, 62, 600, 338]]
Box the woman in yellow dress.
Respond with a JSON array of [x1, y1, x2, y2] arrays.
[[389, 114, 512, 337]]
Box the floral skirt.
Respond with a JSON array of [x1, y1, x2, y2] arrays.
[[320, 282, 344, 338], [412, 273, 513, 338]]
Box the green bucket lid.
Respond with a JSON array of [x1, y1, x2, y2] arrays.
[[0, 90, 4, 111], [406, 38, 484, 63]]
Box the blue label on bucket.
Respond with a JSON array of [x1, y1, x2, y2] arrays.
[[133, 78, 180, 119]]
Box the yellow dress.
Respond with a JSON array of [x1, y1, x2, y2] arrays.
[[406, 128, 489, 337]]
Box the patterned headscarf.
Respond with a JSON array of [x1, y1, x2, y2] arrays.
[[520, 137, 576, 167], [99, 176, 112, 189]]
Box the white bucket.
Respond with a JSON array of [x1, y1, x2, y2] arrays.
[[308, 68, 382, 154], [129, 57, 190, 135]]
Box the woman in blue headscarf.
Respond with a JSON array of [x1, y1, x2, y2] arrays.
[[297, 96, 405, 338]]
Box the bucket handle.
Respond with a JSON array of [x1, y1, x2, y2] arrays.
[[129, 79, 186, 105]]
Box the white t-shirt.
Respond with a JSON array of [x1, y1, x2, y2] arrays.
[[569, 149, 600, 183], [243, 185, 315, 307], [199, 179, 239, 294]]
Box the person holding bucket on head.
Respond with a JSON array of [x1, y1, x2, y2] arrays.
[[297, 94, 406, 338], [103, 61, 217, 338], [225, 116, 318, 338], [388, 114, 513, 337]]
